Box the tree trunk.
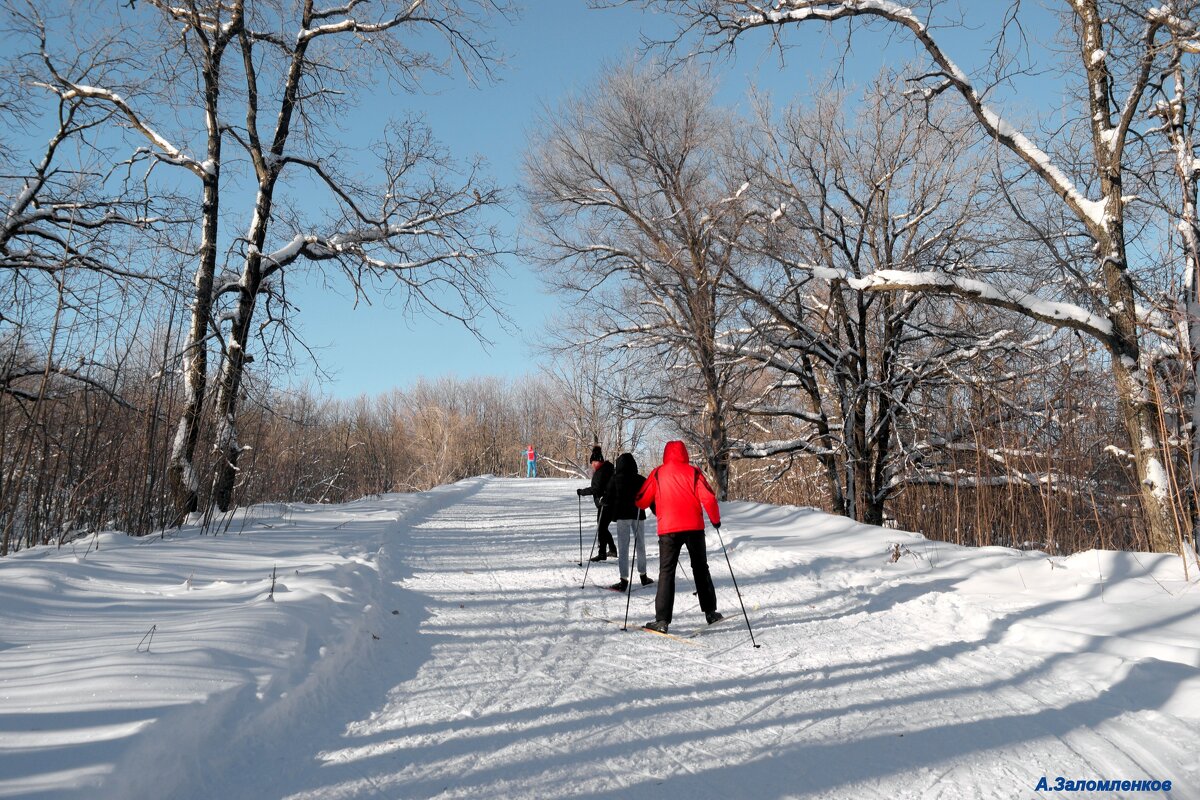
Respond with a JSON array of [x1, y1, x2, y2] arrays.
[[213, 18, 308, 512], [1097, 198, 1176, 552], [1109, 343, 1178, 552], [1161, 56, 1200, 544], [795, 356, 846, 515], [705, 380, 730, 500], [867, 294, 900, 528], [167, 140, 219, 524], [167, 8, 242, 525], [1095, 187, 1177, 554], [1079, 0, 1177, 553], [212, 189, 275, 511]]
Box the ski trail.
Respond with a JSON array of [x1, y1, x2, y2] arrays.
[[185, 478, 1198, 799]]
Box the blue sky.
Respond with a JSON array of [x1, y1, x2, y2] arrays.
[[2, 1, 1066, 398], [287, 2, 661, 397], [288, 0, 1069, 399], [288, 2, 683, 398]]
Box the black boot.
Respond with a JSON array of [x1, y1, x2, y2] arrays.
[[643, 620, 669, 633], [588, 553, 607, 562], [705, 611, 724, 625], [609, 579, 628, 591], [640, 573, 654, 586]]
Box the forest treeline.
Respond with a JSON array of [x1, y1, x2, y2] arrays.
[[3, 1, 1200, 563], [0, 365, 640, 551], [0, 358, 1149, 555]]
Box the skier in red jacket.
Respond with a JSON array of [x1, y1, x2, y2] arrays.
[[634, 440, 723, 633]]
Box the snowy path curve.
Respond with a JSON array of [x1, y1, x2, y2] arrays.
[[200, 477, 1200, 799]]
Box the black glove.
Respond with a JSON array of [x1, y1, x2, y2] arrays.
[[576, 488, 586, 496], [713, 522, 721, 530]]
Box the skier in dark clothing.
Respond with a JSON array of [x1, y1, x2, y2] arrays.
[[576, 445, 617, 561], [634, 440, 722, 633], [602, 452, 654, 591]]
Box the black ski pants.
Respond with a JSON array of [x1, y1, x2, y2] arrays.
[[654, 530, 716, 624], [596, 506, 616, 555]]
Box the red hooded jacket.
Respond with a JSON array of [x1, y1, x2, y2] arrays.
[[635, 441, 721, 535]]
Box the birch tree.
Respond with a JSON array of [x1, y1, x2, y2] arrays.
[[28, 0, 509, 515], [1146, 15, 1200, 536], [208, 0, 508, 510], [28, 0, 247, 524], [639, 0, 1200, 553]]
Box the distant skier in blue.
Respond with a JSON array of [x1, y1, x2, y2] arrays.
[[525, 444, 537, 478]]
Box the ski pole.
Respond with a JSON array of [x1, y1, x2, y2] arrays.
[[577, 494, 584, 567], [714, 523, 760, 648], [622, 520, 638, 630], [581, 520, 600, 589]]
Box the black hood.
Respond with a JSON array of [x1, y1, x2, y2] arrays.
[[613, 452, 638, 474]]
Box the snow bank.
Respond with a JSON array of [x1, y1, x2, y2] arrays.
[[0, 479, 486, 800], [2, 478, 1199, 799]]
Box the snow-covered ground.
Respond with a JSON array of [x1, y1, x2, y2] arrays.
[[2, 477, 1199, 799]]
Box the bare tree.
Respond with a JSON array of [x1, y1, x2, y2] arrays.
[[726, 79, 1049, 525], [525, 64, 753, 497], [27, 0, 248, 524], [638, 0, 1200, 553], [208, 0, 510, 511], [148, 0, 245, 524], [537, 344, 652, 476], [26, 0, 511, 516], [1, 1, 175, 554]]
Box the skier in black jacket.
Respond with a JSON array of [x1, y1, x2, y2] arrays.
[[576, 445, 617, 561], [602, 452, 653, 591]]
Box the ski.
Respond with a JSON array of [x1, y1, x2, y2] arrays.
[[597, 583, 648, 593], [583, 611, 700, 645], [637, 625, 699, 645], [679, 614, 735, 638]]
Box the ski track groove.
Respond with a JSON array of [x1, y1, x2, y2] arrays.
[[218, 477, 1200, 800]]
